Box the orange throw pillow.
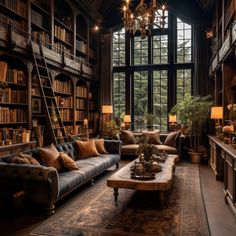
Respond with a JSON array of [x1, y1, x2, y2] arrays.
[[76, 139, 100, 159], [58, 152, 79, 170], [94, 139, 108, 154], [39, 143, 62, 170]]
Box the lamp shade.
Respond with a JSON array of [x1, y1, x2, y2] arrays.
[[169, 114, 177, 123], [102, 105, 113, 114], [210, 106, 223, 119], [124, 115, 131, 123]]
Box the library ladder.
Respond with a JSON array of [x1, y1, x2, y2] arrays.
[[30, 41, 69, 145]]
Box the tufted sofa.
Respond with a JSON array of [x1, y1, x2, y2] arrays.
[[119, 132, 183, 161], [0, 139, 121, 215]]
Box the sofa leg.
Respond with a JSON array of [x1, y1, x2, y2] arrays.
[[46, 203, 55, 215], [116, 162, 119, 169], [90, 179, 94, 186]]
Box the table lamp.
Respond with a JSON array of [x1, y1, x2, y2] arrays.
[[210, 106, 223, 134], [169, 114, 177, 131], [124, 115, 131, 130]]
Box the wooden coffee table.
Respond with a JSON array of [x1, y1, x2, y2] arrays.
[[107, 155, 177, 206]]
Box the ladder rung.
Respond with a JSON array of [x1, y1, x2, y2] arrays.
[[42, 85, 53, 89], [36, 75, 50, 80], [37, 64, 47, 69]]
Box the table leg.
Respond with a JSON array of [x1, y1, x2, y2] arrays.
[[113, 188, 119, 206]]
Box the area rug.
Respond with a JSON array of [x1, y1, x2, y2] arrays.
[[31, 164, 210, 236]]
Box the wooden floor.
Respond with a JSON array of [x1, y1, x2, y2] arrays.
[[0, 161, 236, 236]]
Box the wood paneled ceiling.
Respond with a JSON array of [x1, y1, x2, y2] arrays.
[[84, 0, 215, 28]]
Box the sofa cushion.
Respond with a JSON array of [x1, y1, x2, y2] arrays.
[[94, 139, 108, 154], [142, 130, 162, 145], [58, 152, 79, 171], [11, 156, 30, 164], [120, 130, 135, 145], [164, 131, 181, 147], [18, 153, 41, 165], [76, 139, 100, 159], [156, 145, 177, 154], [39, 143, 62, 170], [121, 144, 139, 155]]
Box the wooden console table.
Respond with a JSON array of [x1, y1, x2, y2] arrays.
[[0, 141, 37, 158], [208, 135, 236, 217]]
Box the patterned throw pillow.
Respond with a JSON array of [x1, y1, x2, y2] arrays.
[[164, 131, 180, 147], [142, 130, 162, 145], [94, 139, 108, 154], [58, 152, 79, 171], [39, 143, 62, 170], [11, 153, 40, 165], [76, 139, 100, 159], [120, 130, 135, 145]]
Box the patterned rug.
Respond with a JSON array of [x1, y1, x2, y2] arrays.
[[31, 163, 210, 236]]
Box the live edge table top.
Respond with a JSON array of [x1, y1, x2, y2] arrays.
[[107, 155, 178, 192]]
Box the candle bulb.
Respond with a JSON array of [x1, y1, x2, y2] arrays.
[[126, 0, 129, 9], [123, 5, 126, 18], [83, 118, 88, 127], [152, 0, 156, 8]]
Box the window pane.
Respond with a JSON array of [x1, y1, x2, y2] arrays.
[[133, 36, 148, 65], [176, 18, 192, 63], [113, 72, 126, 119], [176, 69, 192, 103], [154, 9, 168, 29], [153, 70, 168, 131], [112, 28, 125, 66], [153, 35, 168, 64], [133, 71, 148, 131]]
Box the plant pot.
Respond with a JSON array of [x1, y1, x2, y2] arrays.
[[146, 125, 154, 131], [188, 151, 202, 164]]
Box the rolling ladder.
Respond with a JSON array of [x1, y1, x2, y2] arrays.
[[30, 40, 69, 145]]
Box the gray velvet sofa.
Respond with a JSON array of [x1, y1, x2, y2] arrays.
[[0, 139, 121, 215]]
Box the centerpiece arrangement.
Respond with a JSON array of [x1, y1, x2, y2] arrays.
[[130, 137, 166, 179]]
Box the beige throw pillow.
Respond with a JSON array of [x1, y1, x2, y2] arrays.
[[58, 152, 79, 170], [142, 130, 162, 145], [76, 139, 100, 159], [94, 139, 108, 154], [39, 143, 62, 170], [120, 130, 135, 145]]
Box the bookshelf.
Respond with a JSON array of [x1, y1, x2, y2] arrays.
[[0, 0, 28, 35], [0, 57, 28, 145], [76, 14, 88, 61], [31, 0, 51, 48], [88, 84, 98, 135], [54, 0, 73, 59], [53, 74, 74, 135]]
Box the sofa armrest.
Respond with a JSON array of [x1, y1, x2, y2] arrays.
[[0, 163, 59, 204], [104, 140, 121, 155]]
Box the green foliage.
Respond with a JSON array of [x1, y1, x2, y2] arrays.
[[103, 119, 119, 139], [170, 95, 213, 152], [144, 112, 156, 125]]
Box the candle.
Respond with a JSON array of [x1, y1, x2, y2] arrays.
[[152, 0, 156, 8], [126, 0, 129, 10], [83, 118, 88, 127], [123, 5, 126, 18]]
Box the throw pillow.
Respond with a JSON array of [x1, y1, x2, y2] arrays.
[[76, 139, 100, 159], [58, 152, 79, 170], [18, 152, 40, 165], [120, 130, 135, 145], [94, 139, 108, 154], [164, 131, 180, 147], [142, 130, 162, 145], [11, 156, 30, 165], [39, 143, 62, 170]]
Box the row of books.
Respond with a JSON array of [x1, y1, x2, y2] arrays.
[[32, 86, 41, 96], [54, 25, 72, 45], [88, 112, 96, 121], [64, 125, 74, 135], [76, 86, 88, 98], [0, 127, 27, 143], [53, 79, 73, 94], [76, 98, 87, 109], [0, 107, 27, 123], [56, 96, 73, 108], [61, 109, 73, 122], [31, 9, 49, 30], [0, 88, 26, 104], [75, 110, 87, 121], [32, 31, 50, 48], [6, 69, 26, 84], [53, 42, 73, 58], [1, 0, 27, 18]]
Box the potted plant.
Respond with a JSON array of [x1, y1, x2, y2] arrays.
[[170, 95, 213, 163], [144, 112, 156, 131]]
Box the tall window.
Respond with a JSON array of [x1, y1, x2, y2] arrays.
[[113, 13, 193, 131], [133, 37, 148, 65], [112, 28, 125, 66], [133, 71, 148, 130], [153, 70, 168, 131]]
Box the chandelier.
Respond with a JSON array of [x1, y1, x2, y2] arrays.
[[123, 0, 167, 39]]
